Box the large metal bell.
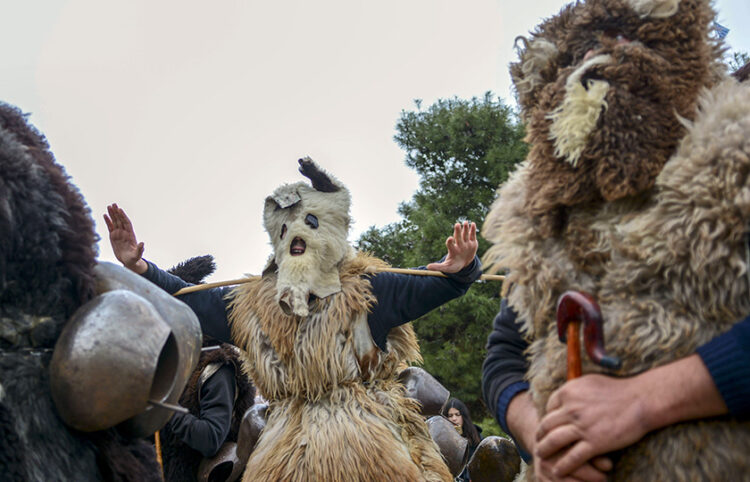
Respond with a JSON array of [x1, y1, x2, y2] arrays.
[[93, 262, 202, 437], [426, 415, 468, 477], [237, 403, 268, 463], [397, 366, 450, 416], [466, 435, 521, 482], [49, 289, 178, 431], [197, 441, 244, 482]]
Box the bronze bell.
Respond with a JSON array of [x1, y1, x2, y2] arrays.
[[197, 441, 244, 482], [237, 403, 268, 463], [397, 366, 450, 417], [94, 262, 202, 437], [426, 415, 468, 477], [49, 262, 202, 436], [466, 436, 521, 482], [49, 289, 178, 431]]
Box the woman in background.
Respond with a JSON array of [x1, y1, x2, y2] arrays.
[[441, 398, 482, 481]]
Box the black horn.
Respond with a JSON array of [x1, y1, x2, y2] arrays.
[[298, 157, 339, 192]]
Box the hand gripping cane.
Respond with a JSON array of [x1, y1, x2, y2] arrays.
[[556, 291, 622, 380]]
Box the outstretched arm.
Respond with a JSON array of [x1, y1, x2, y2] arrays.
[[366, 221, 481, 350], [103, 203, 148, 274]]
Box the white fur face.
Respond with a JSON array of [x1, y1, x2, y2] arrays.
[[547, 54, 612, 167], [264, 181, 353, 317]]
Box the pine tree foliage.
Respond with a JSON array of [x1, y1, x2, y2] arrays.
[[357, 92, 526, 426]]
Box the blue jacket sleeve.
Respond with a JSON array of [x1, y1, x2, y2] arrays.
[[481, 298, 531, 461], [366, 256, 481, 351], [165, 364, 236, 457], [142, 260, 233, 343], [697, 315, 750, 417]]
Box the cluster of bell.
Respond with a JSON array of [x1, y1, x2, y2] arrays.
[[49, 261, 202, 437], [399, 366, 522, 481]]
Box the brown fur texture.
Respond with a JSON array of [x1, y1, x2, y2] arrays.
[[508, 0, 723, 235], [228, 252, 451, 481], [484, 0, 750, 479]]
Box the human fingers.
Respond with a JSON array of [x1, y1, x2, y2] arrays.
[[551, 440, 599, 479], [568, 462, 608, 482], [468, 222, 477, 243], [103, 214, 114, 232], [591, 456, 613, 472], [452, 223, 461, 244], [445, 235, 456, 253], [106, 204, 119, 229], [546, 385, 564, 412], [536, 407, 570, 443], [116, 205, 134, 231], [535, 424, 581, 460], [109, 203, 127, 230], [459, 221, 469, 244], [136, 242, 145, 259]]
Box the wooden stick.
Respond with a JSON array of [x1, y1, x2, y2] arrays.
[[566, 321, 582, 380], [154, 430, 164, 477], [172, 267, 503, 296]]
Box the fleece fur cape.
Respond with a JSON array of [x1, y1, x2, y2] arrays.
[[483, 0, 750, 479], [485, 73, 750, 480], [228, 252, 451, 482]]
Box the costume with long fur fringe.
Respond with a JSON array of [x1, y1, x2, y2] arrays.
[[229, 251, 451, 482], [0, 102, 161, 481], [483, 0, 750, 479]]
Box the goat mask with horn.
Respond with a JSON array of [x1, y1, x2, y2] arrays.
[[263, 158, 354, 317]]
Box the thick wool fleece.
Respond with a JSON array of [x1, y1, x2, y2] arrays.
[[228, 252, 452, 482], [484, 78, 750, 480], [0, 102, 159, 481], [508, 0, 722, 232]]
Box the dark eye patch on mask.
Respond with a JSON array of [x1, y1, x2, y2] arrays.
[[305, 214, 319, 229]]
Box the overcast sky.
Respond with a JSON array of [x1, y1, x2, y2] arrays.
[[2, 0, 748, 281]]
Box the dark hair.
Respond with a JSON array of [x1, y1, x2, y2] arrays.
[[441, 398, 481, 447]]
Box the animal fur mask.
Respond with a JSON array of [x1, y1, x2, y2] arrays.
[[511, 0, 722, 229], [263, 158, 354, 317]]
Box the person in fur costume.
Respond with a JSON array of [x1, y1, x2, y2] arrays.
[[0, 102, 163, 481], [480, 0, 750, 480], [105, 158, 482, 482], [158, 255, 256, 482]]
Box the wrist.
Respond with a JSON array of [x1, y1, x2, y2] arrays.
[[127, 258, 148, 275], [507, 391, 539, 455]]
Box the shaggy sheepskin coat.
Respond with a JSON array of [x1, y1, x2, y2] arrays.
[[228, 252, 452, 482], [483, 0, 750, 479], [0, 102, 161, 481]]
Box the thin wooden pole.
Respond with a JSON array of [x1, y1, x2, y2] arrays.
[[154, 430, 164, 477], [172, 267, 504, 296]]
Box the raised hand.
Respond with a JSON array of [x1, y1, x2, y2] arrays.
[[103, 203, 147, 274], [426, 221, 478, 273]]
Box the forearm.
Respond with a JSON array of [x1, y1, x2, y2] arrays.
[[481, 298, 530, 422], [640, 354, 728, 432], [367, 256, 481, 350], [506, 390, 539, 459]]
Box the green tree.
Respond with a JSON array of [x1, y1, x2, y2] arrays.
[[357, 92, 526, 430], [727, 50, 749, 72]]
